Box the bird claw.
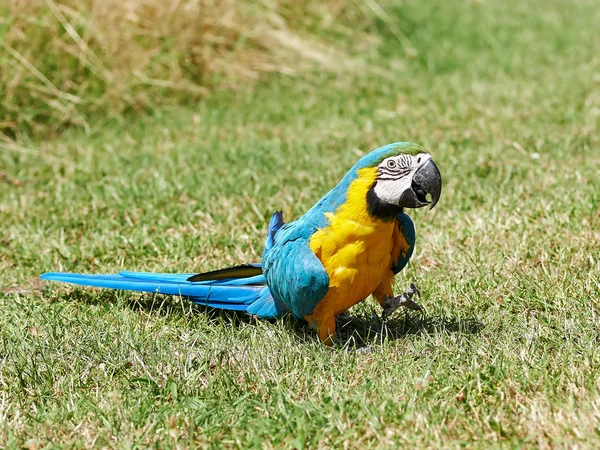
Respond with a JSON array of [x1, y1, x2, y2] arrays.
[[382, 283, 424, 319], [356, 345, 375, 355]]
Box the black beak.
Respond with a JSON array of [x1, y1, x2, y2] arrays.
[[398, 159, 443, 209]]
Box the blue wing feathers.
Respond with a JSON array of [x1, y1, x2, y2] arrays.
[[263, 211, 285, 257], [246, 289, 288, 319], [262, 228, 329, 319], [393, 212, 416, 274]]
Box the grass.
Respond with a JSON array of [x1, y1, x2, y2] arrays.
[[1, 0, 600, 447]]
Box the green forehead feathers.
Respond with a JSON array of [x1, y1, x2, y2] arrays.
[[373, 143, 425, 166]]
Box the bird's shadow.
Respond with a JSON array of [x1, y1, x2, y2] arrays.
[[332, 310, 484, 349], [52, 289, 484, 348]]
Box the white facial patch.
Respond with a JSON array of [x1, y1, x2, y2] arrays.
[[373, 153, 431, 205], [373, 177, 412, 205]]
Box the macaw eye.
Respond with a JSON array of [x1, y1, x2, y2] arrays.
[[417, 156, 422, 164], [386, 160, 396, 169]]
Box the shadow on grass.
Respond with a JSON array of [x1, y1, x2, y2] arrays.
[[54, 288, 261, 324], [333, 311, 485, 349], [54, 289, 484, 348]]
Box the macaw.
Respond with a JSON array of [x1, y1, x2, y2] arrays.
[[41, 142, 442, 344]]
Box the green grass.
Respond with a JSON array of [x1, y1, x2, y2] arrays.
[[1, 0, 600, 447]]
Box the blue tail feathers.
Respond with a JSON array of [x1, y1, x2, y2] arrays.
[[41, 212, 290, 319], [40, 270, 288, 319]]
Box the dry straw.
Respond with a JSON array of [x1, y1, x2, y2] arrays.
[[1, 0, 388, 138]]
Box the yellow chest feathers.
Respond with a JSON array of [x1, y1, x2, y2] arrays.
[[309, 167, 402, 313]]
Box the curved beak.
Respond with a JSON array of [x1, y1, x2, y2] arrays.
[[398, 158, 443, 209]]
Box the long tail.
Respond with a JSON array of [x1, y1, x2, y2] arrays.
[[41, 212, 290, 319], [39, 270, 288, 319]]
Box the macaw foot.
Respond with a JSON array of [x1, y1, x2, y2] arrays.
[[382, 283, 423, 319], [355, 345, 375, 354]]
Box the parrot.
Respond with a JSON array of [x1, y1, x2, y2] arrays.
[[40, 142, 442, 344]]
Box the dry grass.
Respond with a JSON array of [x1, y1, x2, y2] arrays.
[[1, 0, 379, 137]]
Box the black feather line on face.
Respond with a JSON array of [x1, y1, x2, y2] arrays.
[[378, 165, 411, 179], [366, 181, 403, 221]]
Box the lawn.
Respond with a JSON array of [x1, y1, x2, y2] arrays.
[[1, 0, 599, 447]]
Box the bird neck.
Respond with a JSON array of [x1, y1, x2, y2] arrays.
[[308, 167, 397, 261], [366, 182, 403, 221], [335, 167, 397, 225]]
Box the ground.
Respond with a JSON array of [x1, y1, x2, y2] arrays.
[[1, 0, 599, 448]]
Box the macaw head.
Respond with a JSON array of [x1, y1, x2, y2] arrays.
[[362, 142, 442, 218]]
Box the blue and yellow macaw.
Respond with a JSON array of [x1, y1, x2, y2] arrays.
[[41, 142, 442, 343]]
